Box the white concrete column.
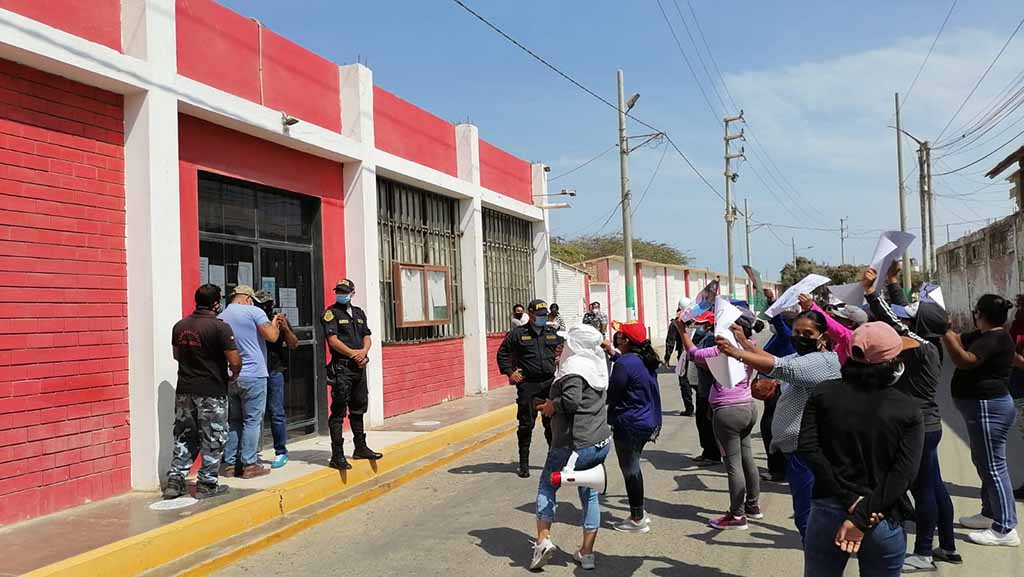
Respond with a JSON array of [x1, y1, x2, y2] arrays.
[[532, 163, 553, 302], [455, 124, 487, 395], [339, 64, 384, 426], [122, 0, 181, 490]]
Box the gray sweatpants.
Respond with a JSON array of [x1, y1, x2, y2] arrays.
[[712, 401, 760, 517]]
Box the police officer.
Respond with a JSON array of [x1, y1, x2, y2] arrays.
[[496, 299, 564, 478], [320, 279, 382, 471]]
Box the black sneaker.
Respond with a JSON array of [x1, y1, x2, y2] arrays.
[[931, 548, 963, 565], [352, 446, 383, 460], [195, 482, 228, 500], [162, 477, 187, 500]]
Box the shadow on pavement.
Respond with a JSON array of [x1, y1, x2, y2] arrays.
[[470, 527, 747, 576], [448, 462, 540, 475]]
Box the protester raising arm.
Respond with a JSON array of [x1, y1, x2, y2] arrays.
[[799, 294, 851, 364]]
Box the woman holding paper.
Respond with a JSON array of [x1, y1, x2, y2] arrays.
[[683, 308, 761, 531], [606, 321, 663, 534], [716, 309, 841, 539]]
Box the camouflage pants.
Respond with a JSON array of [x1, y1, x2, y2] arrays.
[[167, 393, 228, 485]]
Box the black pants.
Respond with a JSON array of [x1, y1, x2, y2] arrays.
[[695, 394, 720, 461], [516, 379, 553, 451], [677, 361, 694, 414], [760, 388, 786, 477], [328, 362, 370, 452], [614, 428, 651, 520]]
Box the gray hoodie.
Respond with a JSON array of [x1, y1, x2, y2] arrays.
[[550, 374, 612, 450]]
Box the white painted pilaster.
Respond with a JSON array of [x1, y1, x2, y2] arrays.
[[455, 124, 487, 395], [532, 163, 553, 302], [122, 0, 181, 490], [339, 64, 384, 426]]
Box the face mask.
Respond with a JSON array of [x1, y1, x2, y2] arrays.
[[336, 294, 352, 306], [533, 315, 548, 328], [791, 335, 820, 355], [514, 312, 524, 319]]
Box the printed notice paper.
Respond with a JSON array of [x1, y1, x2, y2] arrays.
[[764, 274, 830, 318], [705, 296, 746, 389]]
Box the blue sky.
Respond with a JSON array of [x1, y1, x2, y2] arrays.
[[221, 0, 1024, 280]]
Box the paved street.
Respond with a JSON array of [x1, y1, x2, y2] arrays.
[[212, 368, 1023, 577]]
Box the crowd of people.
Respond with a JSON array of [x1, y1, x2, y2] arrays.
[[163, 278, 383, 500], [498, 264, 1022, 575]]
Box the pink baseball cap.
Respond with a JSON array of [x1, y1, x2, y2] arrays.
[[850, 322, 919, 364]]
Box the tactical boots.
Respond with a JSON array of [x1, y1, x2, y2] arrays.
[[517, 448, 531, 478], [351, 433, 383, 460]]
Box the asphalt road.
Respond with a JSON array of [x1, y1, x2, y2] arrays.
[[212, 367, 1023, 577]]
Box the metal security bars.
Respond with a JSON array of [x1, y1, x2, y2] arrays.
[[483, 208, 535, 334], [377, 177, 463, 343]]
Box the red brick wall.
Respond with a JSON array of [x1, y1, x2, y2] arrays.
[[0, 58, 128, 524], [486, 334, 508, 390], [381, 339, 464, 417]]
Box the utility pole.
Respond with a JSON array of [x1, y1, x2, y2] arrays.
[[840, 217, 848, 265], [724, 112, 745, 298], [925, 142, 936, 270], [894, 93, 912, 291], [917, 141, 932, 278], [744, 198, 752, 267], [617, 69, 637, 321], [791, 237, 798, 270]]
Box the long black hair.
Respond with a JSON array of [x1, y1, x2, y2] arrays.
[[629, 339, 663, 373], [841, 358, 903, 388], [796, 310, 828, 334]]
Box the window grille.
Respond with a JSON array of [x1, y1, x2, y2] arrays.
[[483, 209, 535, 334], [377, 177, 463, 343]]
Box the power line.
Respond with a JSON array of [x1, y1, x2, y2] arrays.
[[899, 0, 957, 113], [548, 144, 617, 182], [933, 123, 1024, 175], [449, 0, 727, 204], [934, 14, 1024, 145], [655, 0, 720, 119], [632, 142, 670, 215], [670, 0, 729, 113]]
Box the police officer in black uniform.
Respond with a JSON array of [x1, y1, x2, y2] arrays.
[[496, 299, 564, 478], [320, 279, 382, 471]]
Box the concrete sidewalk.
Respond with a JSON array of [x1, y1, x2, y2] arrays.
[[0, 386, 517, 577]]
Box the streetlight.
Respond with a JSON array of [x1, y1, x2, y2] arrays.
[[534, 188, 577, 198]]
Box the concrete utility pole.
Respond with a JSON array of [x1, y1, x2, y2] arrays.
[[744, 198, 752, 266], [617, 69, 638, 321], [791, 237, 797, 270], [925, 143, 936, 271], [894, 93, 912, 291], [917, 141, 932, 278], [724, 112, 745, 298], [840, 217, 848, 265]]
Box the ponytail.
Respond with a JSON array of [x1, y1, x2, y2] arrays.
[[635, 339, 662, 373]]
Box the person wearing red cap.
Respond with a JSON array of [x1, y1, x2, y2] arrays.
[[606, 321, 663, 534], [797, 322, 925, 577]]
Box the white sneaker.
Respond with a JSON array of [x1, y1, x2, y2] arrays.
[[612, 517, 650, 534], [573, 550, 596, 570], [959, 513, 995, 529], [968, 528, 1020, 547], [529, 538, 556, 570]]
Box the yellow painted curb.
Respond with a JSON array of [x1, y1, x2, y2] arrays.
[[24, 404, 518, 577]]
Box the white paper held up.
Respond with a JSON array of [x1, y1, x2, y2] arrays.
[[871, 231, 915, 293], [764, 274, 830, 318], [705, 296, 746, 389], [827, 282, 866, 307]]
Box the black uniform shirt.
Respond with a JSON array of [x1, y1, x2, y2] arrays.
[[321, 302, 371, 364], [496, 323, 564, 381], [171, 309, 237, 397]]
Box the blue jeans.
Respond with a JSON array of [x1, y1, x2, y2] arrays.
[[224, 376, 268, 466], [785, 452, 815, 538], [267, 372, 288, 455], [911, 429, 956, 554], [804, 498, 905, 577], [955, 396, 1018, 533], [536, 442, 611, 532], [614, 428, 651, 520]]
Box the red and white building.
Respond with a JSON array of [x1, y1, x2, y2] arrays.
[[0, 0, 557, 523]]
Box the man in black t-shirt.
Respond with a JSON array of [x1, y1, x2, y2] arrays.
[[164, 284, 242, 500]]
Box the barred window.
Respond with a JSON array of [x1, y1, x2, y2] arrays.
[[951, 247, 963, 270], [483, 209, 535, 334], [377, 177, 463, 343], [990, 227, 1009, 258], [968, 241, 985, 265]]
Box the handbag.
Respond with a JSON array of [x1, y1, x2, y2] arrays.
[[751, 377, 778, 401]]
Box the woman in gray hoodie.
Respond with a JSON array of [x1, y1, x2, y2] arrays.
[[529, 324, 612, 571]]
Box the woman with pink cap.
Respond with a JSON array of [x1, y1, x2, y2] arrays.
[[797, 322, 925, 577]]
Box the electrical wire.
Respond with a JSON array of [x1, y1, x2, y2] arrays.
[[449, 0, 727, 205], [631, 142, 670, 215], [933, 124, 1024, 176], [898, 0, 957, 113], [934, 14, 1024, 145], [548, 144, 617, 182], [670, 0, 729, 113], [655, 0, 720, 119]]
